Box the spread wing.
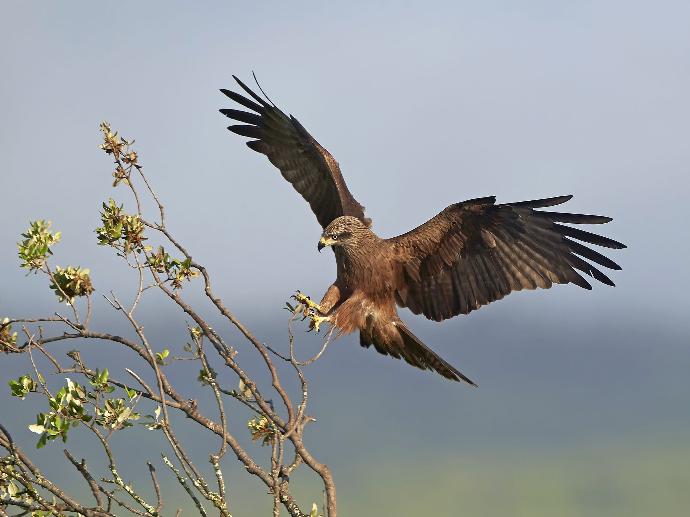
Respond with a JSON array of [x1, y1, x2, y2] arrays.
[[391, 195, 626, 322], [220, 76, 368, 229]]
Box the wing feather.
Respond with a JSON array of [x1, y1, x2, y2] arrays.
[[391, 196, 624, 320], [221, 77, 368, 229], [553, 224, 625, 249]]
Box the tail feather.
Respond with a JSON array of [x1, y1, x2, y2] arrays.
[[397, 323, 477, 386], [359, 317, 476, 386]]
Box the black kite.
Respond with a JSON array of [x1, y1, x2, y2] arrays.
[[220, 76, 625, 385]]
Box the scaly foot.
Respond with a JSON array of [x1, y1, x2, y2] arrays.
[[290, 291, 330, 333], [292, 290, 324, 316], [307, 312, 331, 333]]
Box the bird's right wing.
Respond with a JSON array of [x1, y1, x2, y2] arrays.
[[390, 195, 625, 322], [221, 76, 368, 229]]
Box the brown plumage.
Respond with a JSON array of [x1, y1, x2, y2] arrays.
[[221, 76, 626, 385]]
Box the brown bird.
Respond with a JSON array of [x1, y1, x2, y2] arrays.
[[220, 76, 625, 385]]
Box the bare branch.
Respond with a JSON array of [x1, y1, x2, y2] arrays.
[[147, 462, 162, 514], [161, 455, 207, 517], [63, 449, 104, 509]]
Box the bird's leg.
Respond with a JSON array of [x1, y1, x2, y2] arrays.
[[291, 290, 332, 333], [307, 312, 330, 333], [317, 283, 341, 315], [292, 290, 324, 315]]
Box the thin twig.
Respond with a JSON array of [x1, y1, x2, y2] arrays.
[[63, 449, 104, 508], [147, 462, 162, 514], [161, 455, 207, 517]]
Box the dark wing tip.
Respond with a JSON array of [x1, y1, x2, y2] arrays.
[[233, 75, 269, 107], [509, 195, 573, 209], [227, 124, 261, 138], [246, 140, 264, 152], [569, 270, 593, 290], [591, 274, 615, 287], [220, 108, 262, 126], [221, 88, 264, 113], [555, 224, 627, 249], [577, 280, 594, 290], [534, 211, 614, 224]]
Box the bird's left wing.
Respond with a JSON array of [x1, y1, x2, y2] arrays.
[[390, 195, 625, 322], [220, 76, 368, 229]]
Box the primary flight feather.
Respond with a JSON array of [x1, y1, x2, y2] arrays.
[[221, 76, 625, 385]]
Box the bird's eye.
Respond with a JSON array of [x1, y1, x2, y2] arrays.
[[331, 234, 339, 240]]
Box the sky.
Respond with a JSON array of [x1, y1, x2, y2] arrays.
[[1, 1, 689, 515]]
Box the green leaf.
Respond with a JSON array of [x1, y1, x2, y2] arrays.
[[155, 348, 170, 365], [0, 318, 18, 350], [17, 220, 61, 271], [28, 424, 45, 434], [9, 374, 36, 399], [124, 385, 137, 399], [95, 199, 147, 253], [49, 265, 95, 303], [7, 480, 19, 497]]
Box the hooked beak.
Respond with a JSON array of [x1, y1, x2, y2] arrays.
[[318, 236, 334, 252]]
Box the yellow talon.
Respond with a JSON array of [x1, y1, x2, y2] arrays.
[[308, 312, 331, 333], [290, 291, 330, 332], [292, 290, 323, 315]]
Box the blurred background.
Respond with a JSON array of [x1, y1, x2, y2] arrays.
[[1, 1, 689, 515]]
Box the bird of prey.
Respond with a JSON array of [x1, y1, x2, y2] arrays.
[[220, 76, 625, 385]]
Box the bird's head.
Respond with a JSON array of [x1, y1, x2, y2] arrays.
[[318, 216, 369, 252]]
